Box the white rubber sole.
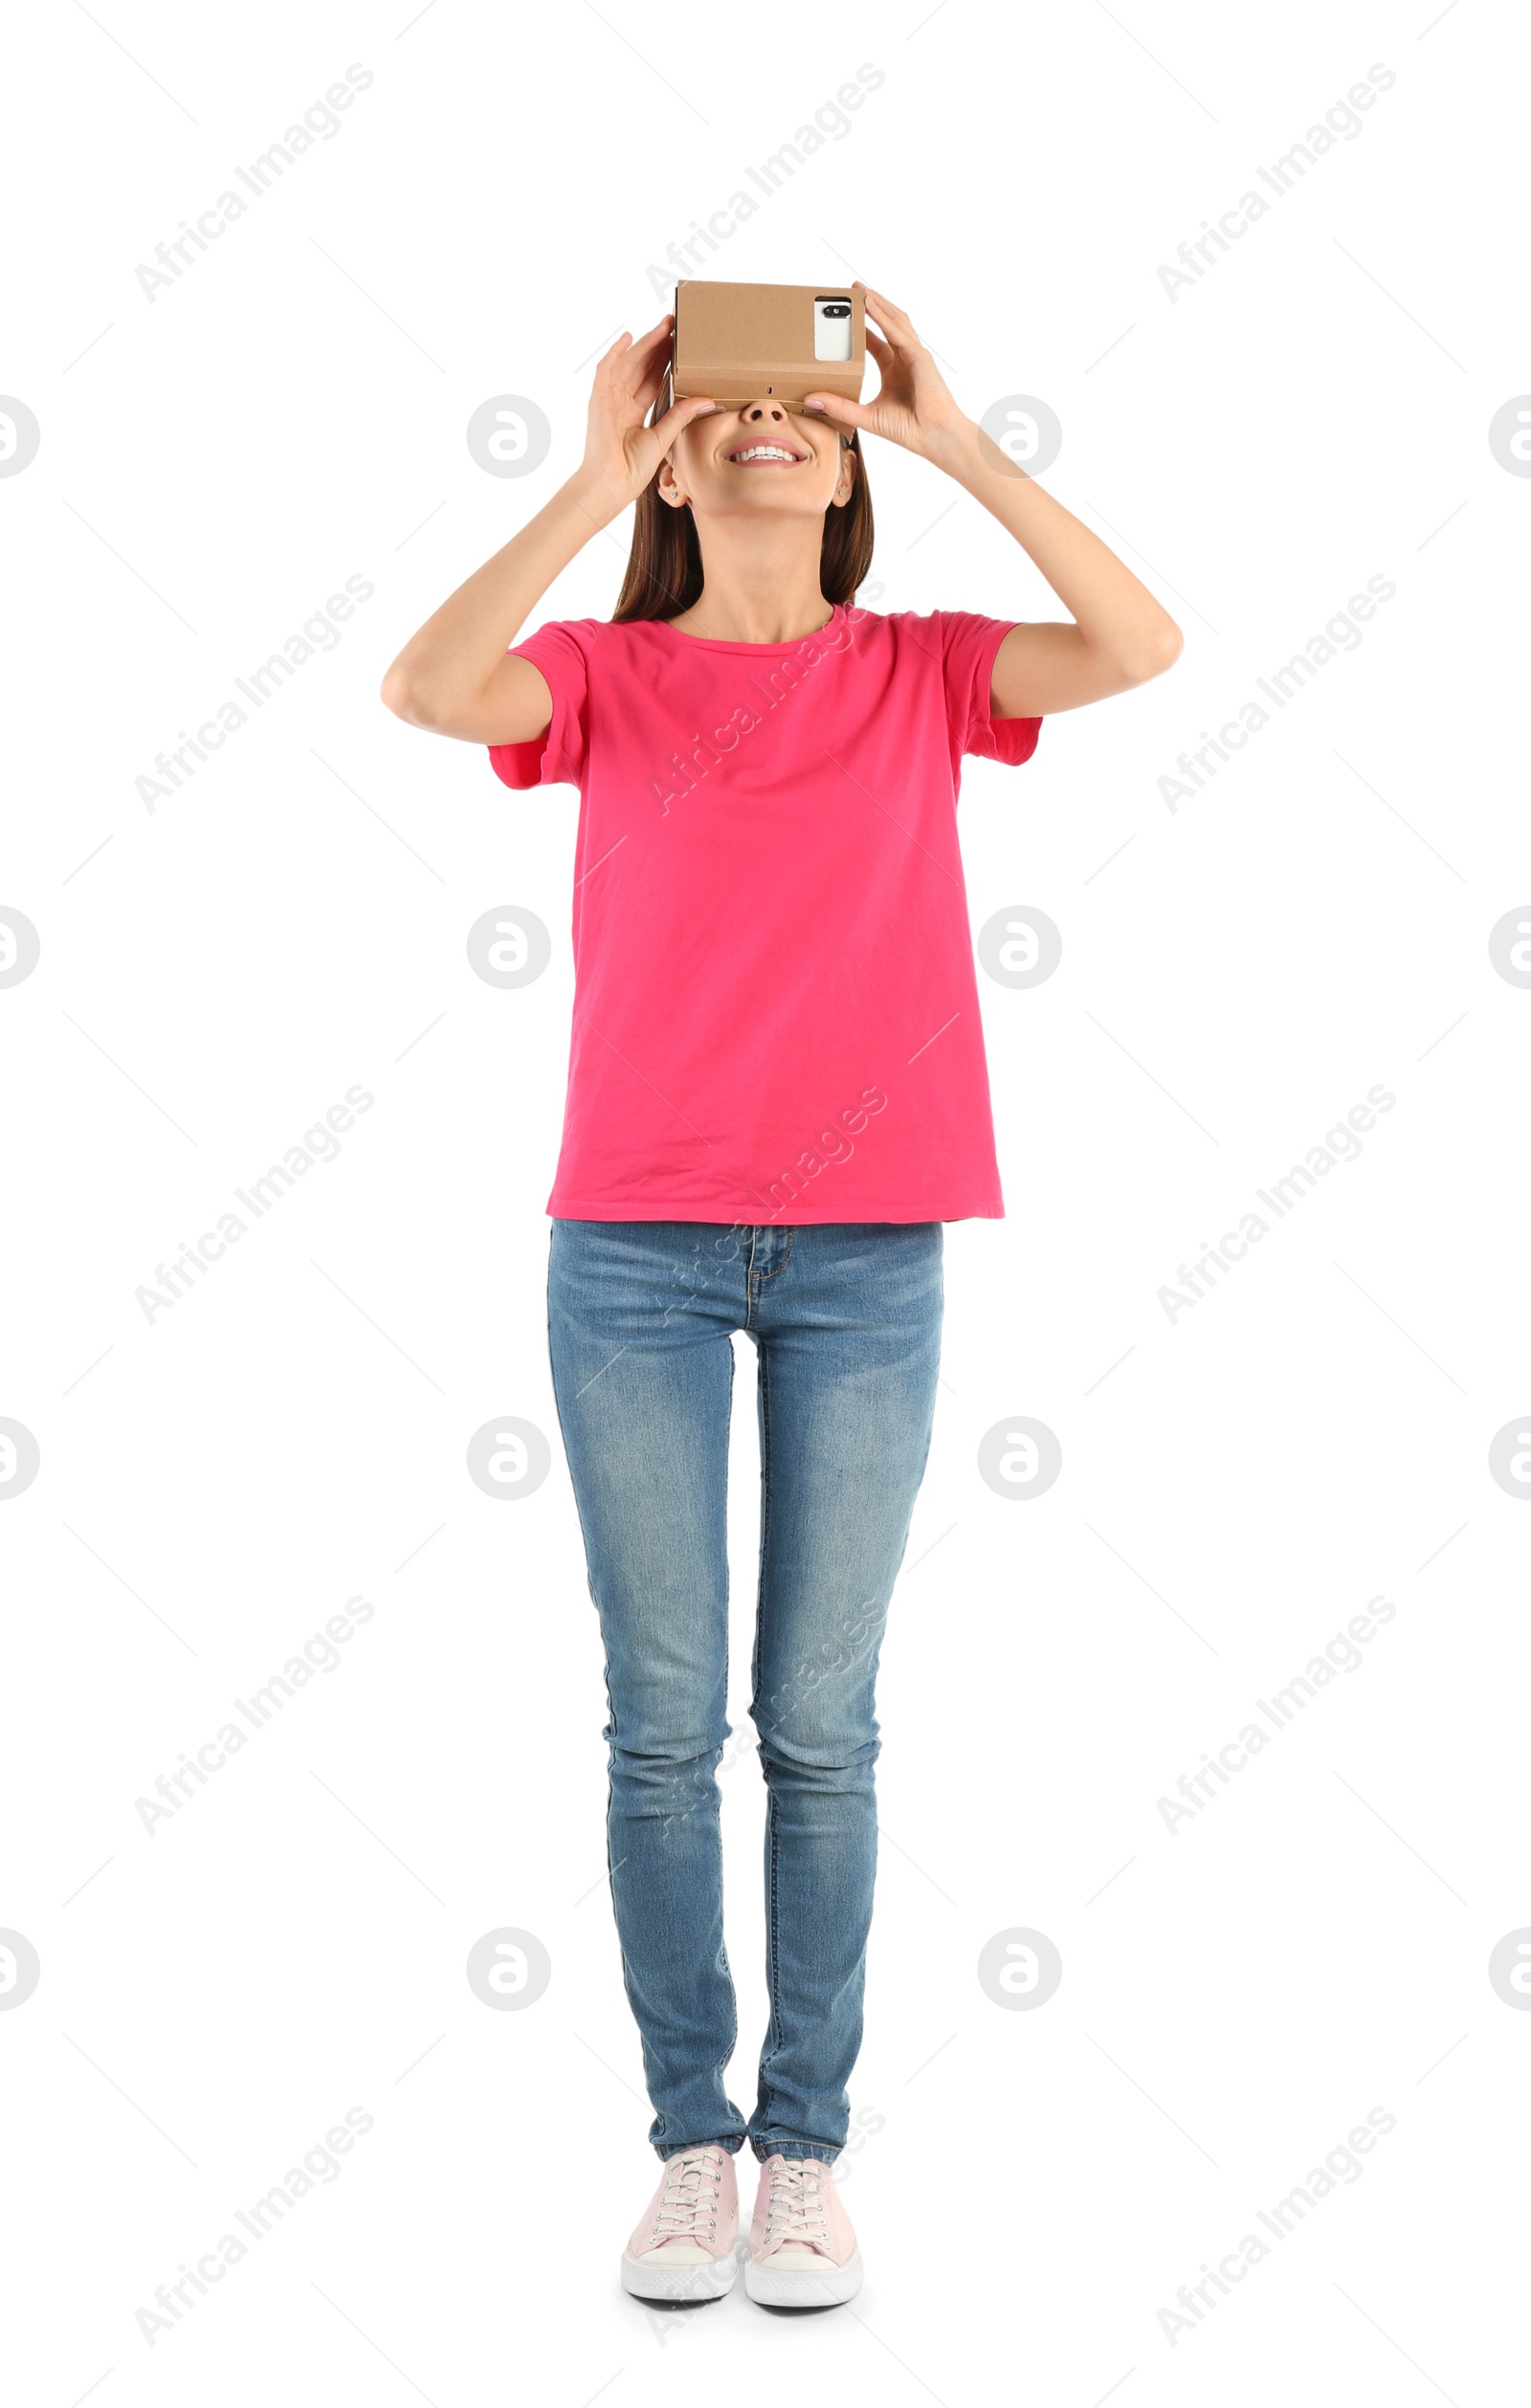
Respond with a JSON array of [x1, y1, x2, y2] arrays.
[[620, 2248, 738, 2302], [744, 2248, 863, 2307]]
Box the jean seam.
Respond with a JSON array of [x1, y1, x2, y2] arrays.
[[714, 1329, 740, 2134], [750, 1334, 772, 1712], [754, 1329, 783, 2141], [760, 1782, 783, 2142], [751, 1226, 794, 1283], [715, 1930, 740, 2117]]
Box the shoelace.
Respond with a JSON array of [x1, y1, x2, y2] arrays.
[[763, 2159, 831, 2251], [650, 2148, 723, 2243]]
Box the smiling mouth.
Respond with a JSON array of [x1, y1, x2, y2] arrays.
[[726, 442, 806, 465]]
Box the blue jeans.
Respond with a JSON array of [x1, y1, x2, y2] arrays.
[[546, 1219, 943, 2163]]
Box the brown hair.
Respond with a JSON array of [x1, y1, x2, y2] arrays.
[[611, 415, 874, 625]]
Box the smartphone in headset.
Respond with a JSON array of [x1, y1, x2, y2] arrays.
[[812, 296, 854, 362]]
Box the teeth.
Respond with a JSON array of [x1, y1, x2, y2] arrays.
[[731, 445, 798, 462]]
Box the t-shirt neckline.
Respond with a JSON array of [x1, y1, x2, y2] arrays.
[[647, 601, 849, 656]]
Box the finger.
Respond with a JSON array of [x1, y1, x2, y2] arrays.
[[803, 391, 874, 431], [649, 393, 716, 452], [631, 321, 677, 393], [615, 316, 675, 389], [863, 327, 896, 370], [862, 285, 912, 326], [863, 288, 923, 351], [632, 352, 675, 413], [598, 317, 671, 382], [864, 309, 913, 357]]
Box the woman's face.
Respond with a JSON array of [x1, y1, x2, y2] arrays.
[[658, 397, 854, 523]]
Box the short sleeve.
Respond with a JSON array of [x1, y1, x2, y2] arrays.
[[937, 610, 1042, 766], [487, 618, 595, 790]]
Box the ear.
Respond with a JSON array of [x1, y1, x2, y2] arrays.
[[830, 442, 857, 511], [656, 453, 689, 511]]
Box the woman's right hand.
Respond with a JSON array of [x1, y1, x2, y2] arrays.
[[576, 317, 715, 514]]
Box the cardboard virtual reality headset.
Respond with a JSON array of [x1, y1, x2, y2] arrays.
[[661, 281, 867, 414]]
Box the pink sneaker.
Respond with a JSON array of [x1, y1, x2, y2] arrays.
[[620, 2145, 739, 2301], [745, 2154, 862, 2305]]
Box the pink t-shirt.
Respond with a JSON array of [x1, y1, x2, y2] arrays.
[[489, 603, 1041, 1223]]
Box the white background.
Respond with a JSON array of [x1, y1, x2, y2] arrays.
[[3, 1, 1527, 2400]]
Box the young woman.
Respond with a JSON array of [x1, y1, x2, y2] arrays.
[[382, 284, 1181, 2309]]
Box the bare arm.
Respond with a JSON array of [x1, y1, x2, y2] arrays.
[[805, 285, 1183, 718], [380, 318, 716, 744], [379, 482, 600, 745]]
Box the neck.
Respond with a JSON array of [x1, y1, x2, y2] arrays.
[[668, 519, 836, 645]]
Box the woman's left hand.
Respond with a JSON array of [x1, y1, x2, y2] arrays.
[[803, 284, 969, 460]]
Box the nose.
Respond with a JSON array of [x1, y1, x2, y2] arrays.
[[740, 400, 789, 424]]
